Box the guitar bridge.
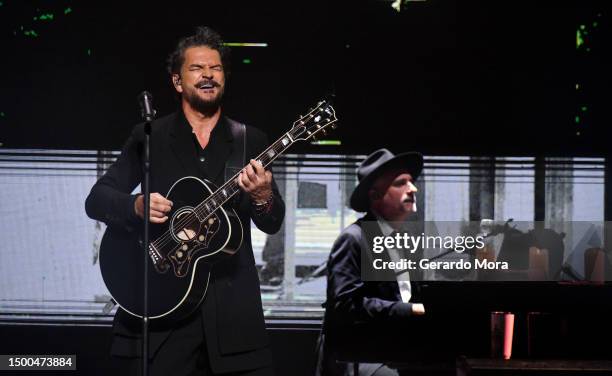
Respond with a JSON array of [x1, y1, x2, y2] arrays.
[[149, 244, 170, 273], [148, 244, 162, 264]]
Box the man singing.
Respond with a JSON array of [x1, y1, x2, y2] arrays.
[[85, 26, 284, 375]]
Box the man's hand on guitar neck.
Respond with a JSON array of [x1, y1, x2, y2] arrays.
[[134, 193, 173, 223], [237, 159, 273, 205]]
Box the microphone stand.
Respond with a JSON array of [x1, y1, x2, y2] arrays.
[[143, 120, 150, 376], [138, 91, 155, 376]]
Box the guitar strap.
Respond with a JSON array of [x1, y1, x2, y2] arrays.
[[225, 118, 246, 206]]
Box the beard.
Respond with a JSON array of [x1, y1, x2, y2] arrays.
[[183, 83, 225, 115]]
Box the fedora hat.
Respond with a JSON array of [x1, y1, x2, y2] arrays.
[[349, 149, 423, 212]]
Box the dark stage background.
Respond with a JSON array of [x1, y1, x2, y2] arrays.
[[1, 0, 609, 156]]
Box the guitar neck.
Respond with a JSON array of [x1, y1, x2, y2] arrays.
[[194, 131, 296, 219]]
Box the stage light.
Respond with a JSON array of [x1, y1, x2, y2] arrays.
[[383, 0, 427, 13], [310, 140, 341, 146], [224, 42, 268, 47]]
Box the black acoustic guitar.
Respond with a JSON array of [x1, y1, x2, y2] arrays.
[[99, 100, 338, 325]]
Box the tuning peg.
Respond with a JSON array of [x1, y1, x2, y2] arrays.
[[321, 130, 327, 136], [331, 124, 337, 130]]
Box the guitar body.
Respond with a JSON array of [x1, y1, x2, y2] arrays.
[[99, 176, 243, 325]]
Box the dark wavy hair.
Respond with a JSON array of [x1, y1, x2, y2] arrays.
[[166, 26, 231, 77]]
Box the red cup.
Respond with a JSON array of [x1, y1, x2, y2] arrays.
[[503, 313, 515, 359], [491, 312, 515, 360]]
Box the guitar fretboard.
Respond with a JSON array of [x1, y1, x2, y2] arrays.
[[192, 131, 297, 221]]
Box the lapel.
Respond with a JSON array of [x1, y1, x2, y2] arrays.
[[359, 212, 402, 296], [360, 212, 394, 264]]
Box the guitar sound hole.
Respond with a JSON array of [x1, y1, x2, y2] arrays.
[[172, 210, 200, 241]]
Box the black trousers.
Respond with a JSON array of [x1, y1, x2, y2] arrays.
[[112, 313, 274, 376]]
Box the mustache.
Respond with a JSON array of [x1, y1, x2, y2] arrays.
[[403, 194, 415, 203], [196, 80, 221, 89]]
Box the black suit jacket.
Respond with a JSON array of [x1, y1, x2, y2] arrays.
[[323, 213, 426, 362], [325, 213, 420, 324], [85, 110, 285, 373]]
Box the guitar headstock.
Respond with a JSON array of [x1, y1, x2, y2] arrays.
[[288, 100, 338, 142]]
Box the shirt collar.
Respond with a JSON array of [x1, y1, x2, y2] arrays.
[[173, 107, 233, 142], [375, 215, 395, 236]]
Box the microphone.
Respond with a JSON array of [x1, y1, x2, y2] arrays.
[[138, 91, 156, 122]]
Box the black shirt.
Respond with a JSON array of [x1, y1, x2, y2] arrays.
[[185, 114, 233, 183]]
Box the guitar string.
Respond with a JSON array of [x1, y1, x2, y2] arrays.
[[151, 116, 336, 252], [151, 115, 335, 252], [151, 140, 284, 251], [150, 136, 292, 251], [154, 114, 320, 251], [151, 138, 290, 251], [150, 113, 336, 254]]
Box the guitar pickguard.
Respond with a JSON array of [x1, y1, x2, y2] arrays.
[[166, 212, 221, 278]]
